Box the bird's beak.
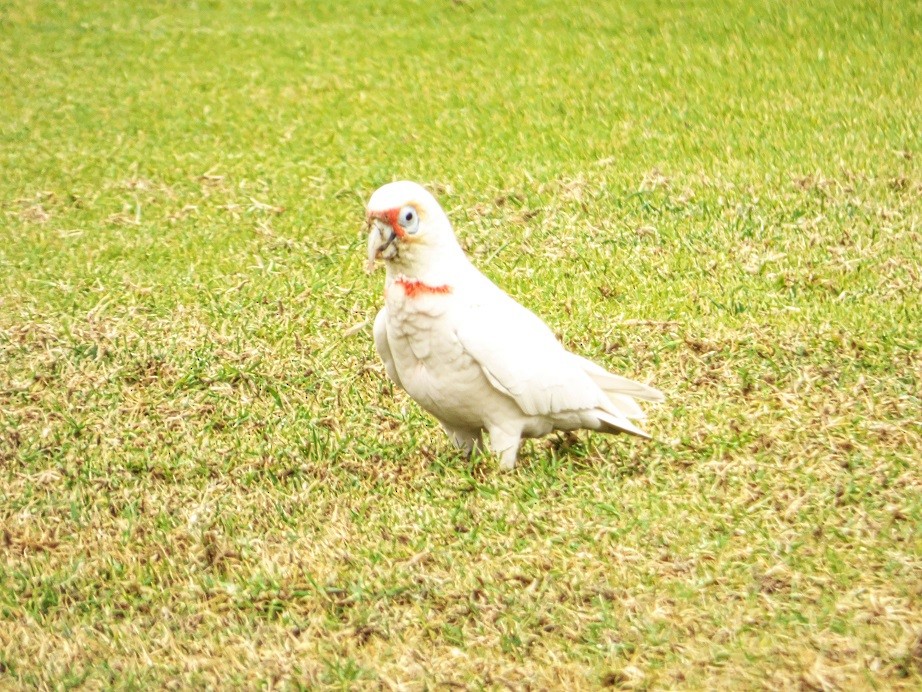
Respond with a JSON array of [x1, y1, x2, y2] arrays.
[[378, 227, 398, 253], [365, 216, 398, 273]]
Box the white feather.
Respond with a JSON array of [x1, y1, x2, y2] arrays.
[[373, 307, 402, 388], [452, 278, 609, 417]]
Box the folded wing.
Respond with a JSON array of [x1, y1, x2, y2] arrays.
[[453, 290, 656, 436]]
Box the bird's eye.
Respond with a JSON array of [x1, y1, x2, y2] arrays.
[[399, 206, 419, 234]]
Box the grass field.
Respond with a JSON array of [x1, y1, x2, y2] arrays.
[[2, 0, 921, 687]]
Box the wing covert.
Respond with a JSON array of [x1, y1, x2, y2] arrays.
[[453, 296, 607, 417]]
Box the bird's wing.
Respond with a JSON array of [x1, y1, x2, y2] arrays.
[[568, 352, 665, 402], [453, 291, 609, 417], [373, 307, 403, 388]]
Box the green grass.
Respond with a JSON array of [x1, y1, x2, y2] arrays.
[[1, 0, 920, 687]]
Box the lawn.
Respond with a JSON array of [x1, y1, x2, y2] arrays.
[[1, 0, 920, 687]]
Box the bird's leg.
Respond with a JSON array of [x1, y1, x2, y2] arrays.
[[464, 431, 485, 458], [441, 423, 483, 458], [487, 425, 522, 471], [454, 431, 482, 457]]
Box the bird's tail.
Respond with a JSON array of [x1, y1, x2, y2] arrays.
[[567, 352, 663, 435], [594, 410, 652, 439], [604, 392, 647, 419], [569, 352, 664, 402]]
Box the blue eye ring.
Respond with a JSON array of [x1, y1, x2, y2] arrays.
[[399, 206, 419, 233]]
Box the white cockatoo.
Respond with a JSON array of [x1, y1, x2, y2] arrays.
[[365, 181, 663, 469]]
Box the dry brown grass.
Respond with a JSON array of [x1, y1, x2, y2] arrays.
[[2, 0, 921, 687]]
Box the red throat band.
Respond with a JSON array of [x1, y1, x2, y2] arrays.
[[394, 277, 452, 298]]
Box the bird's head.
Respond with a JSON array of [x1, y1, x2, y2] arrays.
[[364, 181, 460, 275]]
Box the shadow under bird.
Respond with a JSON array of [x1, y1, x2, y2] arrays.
[[365, 181, 664, 470]]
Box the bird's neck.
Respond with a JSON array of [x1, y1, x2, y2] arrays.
[[384, 243, 472, 289]]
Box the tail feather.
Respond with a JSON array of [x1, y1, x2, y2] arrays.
[[569, 352, 665, 403], [595, 372, 664, 402], [604, 392, 645, 419], [594, 410, 652, 439]]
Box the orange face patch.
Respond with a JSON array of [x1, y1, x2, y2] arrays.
[[366, 207, 404, 238], [366, 202, 424, 240]]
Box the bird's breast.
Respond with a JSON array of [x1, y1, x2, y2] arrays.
[[385, 302, 449, 361], [385, 276, 454, 323], [388, 325, 492, 430]]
